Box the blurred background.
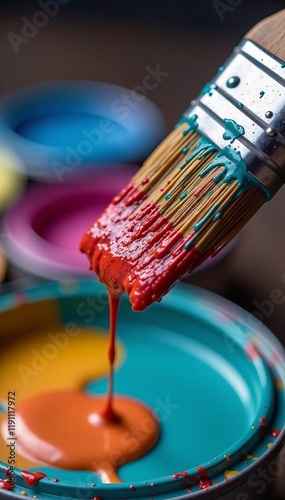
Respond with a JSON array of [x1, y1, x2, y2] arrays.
[[0, 0, 285, 497]]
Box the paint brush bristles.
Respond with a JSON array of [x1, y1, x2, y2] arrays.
[[133, 122, 266, 258], [80, 10, 285, 310]]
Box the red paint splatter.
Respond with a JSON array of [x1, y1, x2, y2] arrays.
[[196, 466, 211, 489], [141, 178, 149, 185], [225, 455, 231, 462], [0, 479, 13, 490], [172, 472, 188, 479], [130, 485, 135, 491], [21, 471, 47, 486], [53, 478, 59, 483], [246, 343, 260, 361], [196, 466, 207, 478], [197, 478, 212, 490], [92, 497, 103, 500], [259, 417, 267, 427], [270, 429, 281, 438], [80, 181, 204, 311], [3, 467, 9, 476]]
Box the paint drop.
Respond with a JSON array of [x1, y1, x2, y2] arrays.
[[21, 492, 28, 496], [197, 478, 212, 489], [246, 454, 258, 461], [226, 76, 240, 88], [222, 118, 245, 144], [141, 178, 149, 185], [265, 110, 273, 118], [0, 479, 13, 490], [266, 127, 275, 137], [172, 472, 188, 479], [259, 417, 267, 427], [271, 429, 281, 438], [259, 91, 265, 98], [224, 470, 238, 479], [21, 471, 47, 486], [267, 442, 273, 448], [238, 102, 243, 108], [201, 83, 217, 96]]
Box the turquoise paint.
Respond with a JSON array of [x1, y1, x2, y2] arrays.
[[226, 76, 240, 88], [222, 119, 245, 144], [0, 403, 6, 413], [165, 193, 172, 200], [179, 191, 188, 201], [238, 102, 243, 109], [259, 91, 265, 98], [281, 63, 285, 68], [176, 115, 272, 251], [200, 82, 217, 96], [0, 280, 283, 500], [176, 113, 199, 136], [182, 146, 190, 154], [193, 203, 220, 232]]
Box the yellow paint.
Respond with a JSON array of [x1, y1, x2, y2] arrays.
[[224, 469, 239, 479], [267, 442, 273, 448], [0, 322, 124, 470], [275, 379, 284, 391], [21, 491, 28, 496], [246, 454, 258, 461]]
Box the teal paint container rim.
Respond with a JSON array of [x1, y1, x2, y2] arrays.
[[0, 280, 284, 499]]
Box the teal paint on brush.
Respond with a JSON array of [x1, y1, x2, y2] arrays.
[[176, 114, 273, 252], [222, 119, 245, 144], [193, 203, 220, 232], [200, 82, 217, 96], [180, 136, 218, 171], [179, 191, 188, 201], [176, 114, 199, 136]]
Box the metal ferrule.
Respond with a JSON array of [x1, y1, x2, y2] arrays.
[[184, 39, 285, 196]]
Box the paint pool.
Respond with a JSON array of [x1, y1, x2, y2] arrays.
[[0, 281, 284, 499]]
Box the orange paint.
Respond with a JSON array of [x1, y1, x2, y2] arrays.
[[101, 293, 120, 423], [14, 389, 159, 483]]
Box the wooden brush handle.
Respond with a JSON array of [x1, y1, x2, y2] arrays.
[[246, 9, 285, 62]]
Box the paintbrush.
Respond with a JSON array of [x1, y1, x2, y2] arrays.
[[80, 10, 285, 311]]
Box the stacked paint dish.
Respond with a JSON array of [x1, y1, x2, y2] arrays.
[[0, 281, 284, 499], [0, 81, 166, 182], [1, 168, 136, 280]]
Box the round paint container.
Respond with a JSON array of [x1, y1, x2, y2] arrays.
[[0, 246, 7, 284], [1, 167, 136, 280], [0, 147, 25, 212], [0, 81, 166, 182], [0, 281, 284, 500]]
